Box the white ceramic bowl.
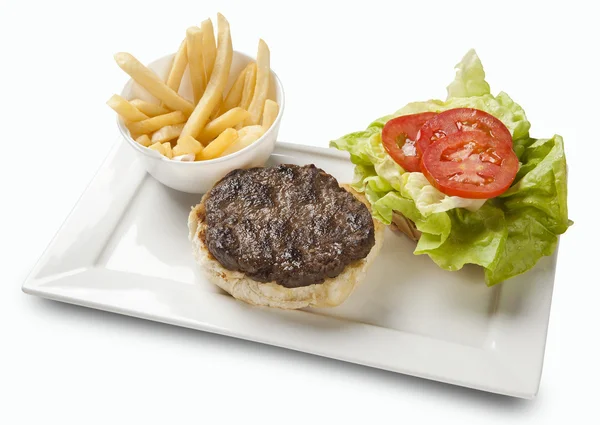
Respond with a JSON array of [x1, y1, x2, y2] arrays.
[[118, 51, 285, 193]]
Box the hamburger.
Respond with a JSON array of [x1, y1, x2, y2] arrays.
[[188, 164, 384, 309]]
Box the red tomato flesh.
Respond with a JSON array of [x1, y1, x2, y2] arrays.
[[416, 108, 513, 155], [381, 112, 438, 172], [420, 131, 519, 199]]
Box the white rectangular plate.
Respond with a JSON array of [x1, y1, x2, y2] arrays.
[[23, 141, 557, 398]]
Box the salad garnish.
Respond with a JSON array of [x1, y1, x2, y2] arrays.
[[330, 50, 571, 285]]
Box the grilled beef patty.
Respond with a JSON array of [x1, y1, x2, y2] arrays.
[[203, 164, 375, 288]]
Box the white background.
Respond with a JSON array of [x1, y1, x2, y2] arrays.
[[2, 0, 598, 423]]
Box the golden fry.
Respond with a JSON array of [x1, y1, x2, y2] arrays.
[[162, 142, 173, 159], [148, 142, 167, 156], [130, 99, 170, 117], [128, 111, 187, 134], [173, 135, 204, 157], [107, 94, 148, 122], [209, 95, 222, 120], [124, 121, 142, 140], [221, 125, 264, 156], [261, 100, 279, 130], [186, 27, 206, 104], [198, 128, 237, 160], [220, 63, 252, 116], [197, 107, 249, 144], [239, 62, 257, 110], [114, 52, 194, 115], [151, 123, 185, 144], [135, 134, 152, 147], [165, 39, 188, 92], [244, 40, 270, 125], [178, 13, 233, 141], [201, 19, 217, 81]]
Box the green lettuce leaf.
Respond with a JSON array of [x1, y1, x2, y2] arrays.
[[485, 135, 571, 283], [419, 204, 507, 272], [501, 135, 570, 234], [446, 49, 491, 98], [484, 209, 558, 284], [401, 172, 486, 216], [377, 192, 452, 250], [330, 129, 378, 166], [329, 49, 570, 286]]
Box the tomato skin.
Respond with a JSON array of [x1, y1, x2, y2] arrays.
[[416, 108, 513, 155], [381, 112, 438, 172], [420, 131, 519, 199]]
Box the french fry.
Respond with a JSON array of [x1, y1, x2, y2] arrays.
[[130, 99, 170, 117], [162, 142, 173, 159], [165, 39, 188, 92], [197, 128, 237, 160], [209, 95, 222, 120], [261, 100, 279, 130], [106, 94, 148, 122], [201, 19, 217, 81], [173, 135, 204, 157], [220, 63, 252, 116], [128, 111, 187, 134], [178, 13, 233, 141], [235, 65, 257, 130], [148, 142, 167, 156], [239, 63, 257, 110], [135, 134, 152, 147], [186, 27, 206, 104], [221, 125, 265, 156], [197, 107, 249, 144], [124, 121, 142, 139], [114, 52, 195, 116], [244, 40, 270, 125], [151, 123, 185, 144]]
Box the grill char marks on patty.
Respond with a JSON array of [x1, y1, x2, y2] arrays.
[[203, 164, 376, 288]]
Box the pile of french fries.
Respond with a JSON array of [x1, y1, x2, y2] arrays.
[[107, 13, 279, 161]]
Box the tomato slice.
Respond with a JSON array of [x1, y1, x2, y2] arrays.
[[416, 108, 513, 155], [381, 112, 438, 172], [420, 130, 519, 199]]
